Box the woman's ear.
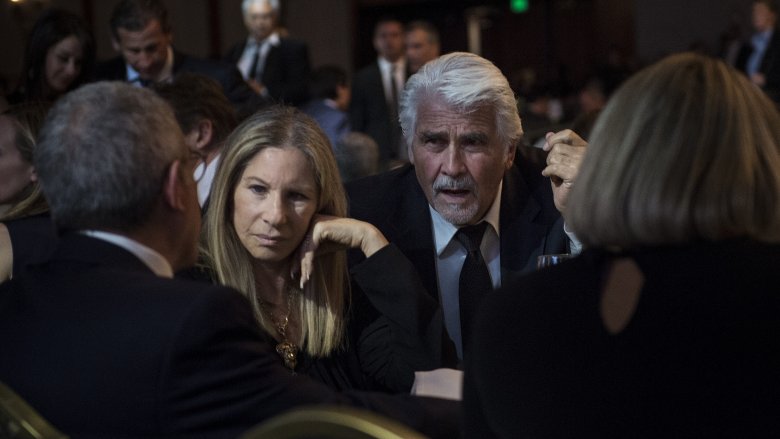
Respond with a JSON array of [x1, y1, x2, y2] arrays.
[[29, 167, 38, 183]]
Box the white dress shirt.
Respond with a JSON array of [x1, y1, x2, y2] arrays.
[[237, 32, 280, 81], [194, 153, 220, 207], [82, 230, 173, 278], [376, 56, 406, 106], [431, 183, 503, 360]]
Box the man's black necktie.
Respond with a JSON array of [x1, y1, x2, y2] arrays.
[[456, 222, 492, 352], [249, 47, 260, 81]]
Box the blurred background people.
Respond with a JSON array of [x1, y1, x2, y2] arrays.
[[350, 17, 407, 167], [6, 9, 94, 105], [738, 0, 780, 103], [465, 52, 780, 438], [95, 0, 255, 110], [405, 20, 441, 74], [200, 106, 443, 392], [0, 102, 54, 283], [225, 0, 311, 106], [154, 73, 238, 210], [302, 65, 351, 146]]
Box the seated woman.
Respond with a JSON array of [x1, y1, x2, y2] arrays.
[[7, 9, 94, 104], [0, 102, 55, 282], [464, 52, 780, 437], [200, 106, 443, 392]]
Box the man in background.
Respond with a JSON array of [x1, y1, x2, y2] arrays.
[[95, 0, 255, 110], [302, 65, 351, 146], [405, 20, 441, 74], [350, 18, 408, 166], [739, 0, 780, 102], [225, 0, 311, 106]]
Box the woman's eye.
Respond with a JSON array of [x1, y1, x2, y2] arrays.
[[249, 184, 267, 195]]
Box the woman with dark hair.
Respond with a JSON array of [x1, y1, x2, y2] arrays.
[[8, 9, 95, 104]]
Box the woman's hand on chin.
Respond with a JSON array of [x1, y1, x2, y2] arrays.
[[295, 214, 389, 288]]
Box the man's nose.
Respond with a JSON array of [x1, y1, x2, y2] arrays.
[[441, 144, 466, 176]]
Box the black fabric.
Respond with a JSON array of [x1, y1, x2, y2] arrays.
[[464, 240, 780, 438], [346, 161, 568, 367], [224, 38, 311, 106], [0, 234, 459, 439], [455, 223, 491, 349], [4, 213, 57, 278], [248, 46, 260, 81]]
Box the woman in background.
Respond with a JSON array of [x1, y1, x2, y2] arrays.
[[8, 9, 94, 104], [0, 102, 55, 282], [464, 52, 780, 437], [201, 106, 443, 392]]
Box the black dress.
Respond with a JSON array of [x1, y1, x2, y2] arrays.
[[4, 213, 57, 277], [464, 239, 780, 438], [180, 244, 444, 393]]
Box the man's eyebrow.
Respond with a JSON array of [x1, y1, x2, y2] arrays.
[[459, 132, 489, 143], [417, 130, 447, 140]]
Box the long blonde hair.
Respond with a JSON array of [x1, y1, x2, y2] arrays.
[[0, 102, 50, 222], [566, 52, 780, 248], [202, 106, 348, 357]]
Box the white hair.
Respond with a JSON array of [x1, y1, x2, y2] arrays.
[[241, 0, 279, 15], [399, 52, 523, 151]]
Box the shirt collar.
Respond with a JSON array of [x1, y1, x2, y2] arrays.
[[81, 230, 174, 278], [377, 56, 405, 74], [248, 32, 280, 48], [431, 181, 502, 256], [126, 46, 174, 85]]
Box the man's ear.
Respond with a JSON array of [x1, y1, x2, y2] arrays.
[[505, 142, 517, 169], [194, 119, 214, 152], [29, 167, 38, 183], [111, 38, 121, 53], [162, 160, 187, 212]]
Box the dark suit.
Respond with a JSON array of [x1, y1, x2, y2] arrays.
[[225, 38, 311, 106], [737, 28, 780, 103], [0, 234, 457, 438], [94, 49, 258, 109], [349, 61, 407, 164], [346, 160, 568, 366]]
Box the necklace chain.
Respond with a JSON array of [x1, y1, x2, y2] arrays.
[[258, 286, 299, 371]]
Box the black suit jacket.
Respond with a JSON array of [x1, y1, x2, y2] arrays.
[[737, 28, 780, 103], [349, 61, 408, 163], [346, 161, 567, 366], [94, 49, 257, 109], [0, 234, 458, 439], [225, 38, 311, 106]]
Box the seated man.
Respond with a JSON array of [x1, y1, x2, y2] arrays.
[[348, 52, 586, 365], [0, 82, 457, 439], [95, 0, 259, 111]]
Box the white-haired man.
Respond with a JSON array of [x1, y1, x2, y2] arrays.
[[348, 52, 586, 364], [224, 0, 311, 106]]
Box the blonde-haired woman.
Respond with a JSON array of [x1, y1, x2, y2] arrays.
[[465, 52, 780, 437], [201, 106, 442, 391], [0, 101, 55, 282]]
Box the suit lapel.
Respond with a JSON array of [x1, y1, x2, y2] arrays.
[[499, 164, 551, 279], [389, 169, 440, 301], [262, 44, 280, 84]]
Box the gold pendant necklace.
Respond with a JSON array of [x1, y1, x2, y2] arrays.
[[259, 287, 299, 371]]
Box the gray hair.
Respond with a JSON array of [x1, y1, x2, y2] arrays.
[[241, 0, 279, 15], [399, 52, 523, 150], [335, 132, 380, 182], [36, 81, 184, 232]]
